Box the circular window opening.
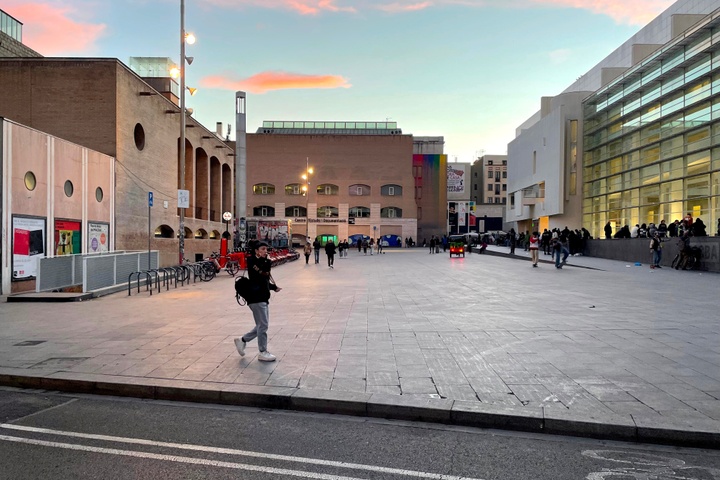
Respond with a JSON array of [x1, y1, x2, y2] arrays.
[[134, 123, 145, 151], [24, 171, 37, 191], [95, 187, 104, 202], [64, 180, 74, 197]]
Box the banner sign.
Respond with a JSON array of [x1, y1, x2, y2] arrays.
[[12, 216, 46, 280]]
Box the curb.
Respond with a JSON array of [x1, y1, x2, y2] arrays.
[[2, 372, 719, 449]]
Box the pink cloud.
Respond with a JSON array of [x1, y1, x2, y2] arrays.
[[375, 2, 433, 13], [529, 0, 675, 25], [200, 71, 352, 94], [203, 0, 355, 15], [2, 1, 105, 55], [201, 0, 673, 24]]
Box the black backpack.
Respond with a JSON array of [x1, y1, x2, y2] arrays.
[[235, 275, 251, 306]]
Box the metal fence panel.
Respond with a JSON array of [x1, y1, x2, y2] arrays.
[[84, 256, 116, 291], [36, 257, 75, 292], [115, 254, 140, 285]]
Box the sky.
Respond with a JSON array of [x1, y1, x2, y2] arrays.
[[4, 0, 676, 162]]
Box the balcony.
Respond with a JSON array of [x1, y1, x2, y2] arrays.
[[521, 185, 545, 206]]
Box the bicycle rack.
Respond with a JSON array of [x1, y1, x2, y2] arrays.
[[159, 267, 176, 290], [145, 269, 161, 293], [171, 266, 186, 286], [128, 271, 153, 296]]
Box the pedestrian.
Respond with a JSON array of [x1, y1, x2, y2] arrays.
[[325, 239, 336, 268], [362, 238, 369, 255], [369, 237, 375, 255], [429, 236, 436, 254], [529, 231, 540, 267], [604, 222, 612, 239], [234, 241, 282, 362], [313, 238, 321, 264], [509, 228, 516, 255], [649, 231, 662, 269], [357, 238, 362, 253], [338, 240, 345, 259], [303, 241, 312, 264]]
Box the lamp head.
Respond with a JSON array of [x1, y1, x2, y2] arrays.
[[169, 66, 180, 78], [187, 87, 197, 96], [185, 56, 194, 65], [185, 32, 196, 45]]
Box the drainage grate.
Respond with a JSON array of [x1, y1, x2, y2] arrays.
[[13, 340, 47, 347], [30, 357, 90, 369]]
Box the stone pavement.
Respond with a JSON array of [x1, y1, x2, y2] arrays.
[[1, 247, 720, 447]]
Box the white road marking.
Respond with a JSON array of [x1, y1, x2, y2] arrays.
[[0, 434, 363, 480], [0, 424, 483, 480]]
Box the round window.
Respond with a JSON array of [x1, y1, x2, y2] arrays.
[[134, 123, 145, 150], [24, 171, 37, 191], [95, 187, 104, 202], [64, 180, 74, 197]]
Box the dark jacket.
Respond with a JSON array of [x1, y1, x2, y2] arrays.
[[325, 241, 337, 256], [246, 255, 278, 304]]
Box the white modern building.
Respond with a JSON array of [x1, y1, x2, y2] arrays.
[[506, 0, 720, 235]]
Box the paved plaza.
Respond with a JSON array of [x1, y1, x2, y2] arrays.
[[1, 247, 719, 444]]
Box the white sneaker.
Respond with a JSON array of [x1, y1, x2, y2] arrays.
[[234, 338, 246, 356], [258, 351, 276, 362]]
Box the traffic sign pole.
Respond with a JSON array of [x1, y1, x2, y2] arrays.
[[148, 192, 153, 270]]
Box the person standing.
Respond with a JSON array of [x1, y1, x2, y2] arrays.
[[429, 236, 436, 254], [325, 239, 336, 268], [312, 238, 321, 264], [509, 228, 517, 255], [604, 222, 612, 239], [337, 240, 345, 259], [529, 231, 540, 267], [369, 237, 375, 255], [303, 241, 312, 265], [234, 241, 282, 362], [649, 231, 662, 269]]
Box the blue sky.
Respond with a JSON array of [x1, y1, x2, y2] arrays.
[[4, 0, 675, 161]]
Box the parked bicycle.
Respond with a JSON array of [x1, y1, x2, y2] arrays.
[[671, 246, 702, 270]]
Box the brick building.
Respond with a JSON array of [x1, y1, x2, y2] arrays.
[[0, 57, 234, 266]]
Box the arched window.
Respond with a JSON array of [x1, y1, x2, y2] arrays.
[[253, 205, 275, 217], [381, 207, 402, 218], [318, 206, 339, 217], [253, 183, 275, 194], [316, 184, 339, 195], [285, 206, 307, 217], [381, 184, 402, 196], [285, 183, 303, 195], [349, 184, 371, 196], [349, 206, 370, 218], [154, 225, 175, 238], [195, 229, 208, 239]]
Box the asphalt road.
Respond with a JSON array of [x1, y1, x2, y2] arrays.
[[1, 388, 720, 479]]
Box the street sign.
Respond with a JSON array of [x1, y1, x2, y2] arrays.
[[178, 189, 190, 208], [223, 211, 232, 222], [148, 191, 154, 207]]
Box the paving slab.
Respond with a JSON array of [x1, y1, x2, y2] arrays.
[[1, 247, 720, 447]]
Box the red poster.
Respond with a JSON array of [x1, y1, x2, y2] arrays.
[[14, 229, 30, 255]]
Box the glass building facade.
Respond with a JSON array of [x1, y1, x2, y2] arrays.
[[582, 13, 720, 238]]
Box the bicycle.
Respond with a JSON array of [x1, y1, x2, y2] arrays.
[[671, 246, 701, 270]]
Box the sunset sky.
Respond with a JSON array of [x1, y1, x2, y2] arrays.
[[4, 0, 675, 162]]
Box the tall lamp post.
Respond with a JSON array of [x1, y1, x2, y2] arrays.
[[178, 0, 196, 263], [301, 157, 313, 241]]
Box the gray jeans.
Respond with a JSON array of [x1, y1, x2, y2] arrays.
[[244, 302, 270, 352]]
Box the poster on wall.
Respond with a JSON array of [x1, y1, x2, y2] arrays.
[[54, 220, 81, 256], [458, 202, 467, 227], [447, 165, 466, 194], [258, 221, 289, 248], [12, 216, 46, 280], [448, 202, 457, 227], [88, 222, 109, 253]]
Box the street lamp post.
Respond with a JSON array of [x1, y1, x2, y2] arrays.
[[301, 157, 313, 241], [178, 0, 195, 263]]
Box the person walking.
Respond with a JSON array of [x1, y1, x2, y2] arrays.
[[369, 237, 375, 255], [312, 238, 321, 264], [649, 231, 662, 269], [429, 236, 436, 254], [303, 241, 312, 265], [325, 239, 336, 268], [529, 231, 540, 267], [234, 241, 282, 362]]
